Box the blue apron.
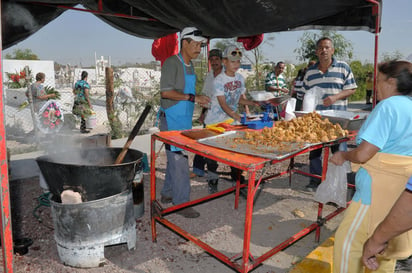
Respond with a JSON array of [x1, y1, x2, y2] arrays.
[[162, 54, 196, 151]]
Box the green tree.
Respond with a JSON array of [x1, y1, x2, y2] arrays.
[[380, 50, 404, 62], [294, 31, 353, 62], [5, 48, 39, 60], [213, 39, 237, 51], [348, 60, 373, 102], [246, 35, 275, 90]]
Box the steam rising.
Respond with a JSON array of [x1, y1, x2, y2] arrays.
[[46, 135, 113, 165], [5, 3, 38, 30]]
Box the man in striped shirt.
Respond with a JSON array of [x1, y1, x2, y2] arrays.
[[265, 61, 289, 97], [303, 37, 357, 191]]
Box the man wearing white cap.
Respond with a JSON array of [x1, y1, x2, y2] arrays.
[[158, 27, 210, 218]]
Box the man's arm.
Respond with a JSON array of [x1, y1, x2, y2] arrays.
[[161, 90, 210, 106], [265, 84, 288, 93], [239, 94, 251, 115], [323, 88, 356, 107], [362, 189, 412, 270]]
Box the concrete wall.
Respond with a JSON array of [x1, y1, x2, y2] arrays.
[[3, 59, 55, 87]]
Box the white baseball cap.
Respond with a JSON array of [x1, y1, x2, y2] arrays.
[[180, 27, 208, 44], [222, 45, 243, 61]]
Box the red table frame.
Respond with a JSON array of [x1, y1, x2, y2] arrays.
[[150, 130, 352, 272]]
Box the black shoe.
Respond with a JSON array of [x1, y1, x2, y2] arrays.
[[305, 180, 320, 192], [81, 129, 90, 134], [160, 195, 172, 204], [176, 207, 200, 218], [208, 179, 218, 194], [13, 238, 33, 255]]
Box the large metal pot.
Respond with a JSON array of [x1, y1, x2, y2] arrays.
[[36, 147, 143, 202]]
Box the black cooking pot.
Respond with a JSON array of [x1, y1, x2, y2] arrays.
[[36, 147, 143, 202]]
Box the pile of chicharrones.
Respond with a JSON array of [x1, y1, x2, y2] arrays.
[[235, 112, 348, 147]]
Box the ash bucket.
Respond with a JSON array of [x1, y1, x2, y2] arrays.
[[50, 190, 135, 268], [36, 147, 144, 268]]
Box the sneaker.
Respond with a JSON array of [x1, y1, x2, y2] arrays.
[[160, 195, 172, 204], [208, 179, 218, 194], [176, 207, 200, 218], [80, 129, 90, 134], [13, 238, 33, 255], [189, 172, 197, 179]]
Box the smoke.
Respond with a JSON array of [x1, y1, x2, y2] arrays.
[[4, 3, 38, 31], [43, 135, 113, 165]]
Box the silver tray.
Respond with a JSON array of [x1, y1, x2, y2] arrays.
[[249, 91, 290, 106], [295, 110, 368, 131], [198, 131, 311, 160]]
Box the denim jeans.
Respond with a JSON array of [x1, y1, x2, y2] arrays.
[[159, 113, 191, 205], [192, 155, 219, 180], [161, 149, 191, 205]]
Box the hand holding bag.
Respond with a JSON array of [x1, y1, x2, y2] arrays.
[[314, 161, 350, 208]]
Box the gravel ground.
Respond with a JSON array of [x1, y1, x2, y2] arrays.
[[2, 151, 410, 273]]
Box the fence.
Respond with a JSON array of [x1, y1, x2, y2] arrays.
[[4, 68, 162, 155]]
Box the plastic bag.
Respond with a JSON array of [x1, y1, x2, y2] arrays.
[[284, 98, 297, 121], [314, 161, 351, 208], [302, 86, 324, 112]]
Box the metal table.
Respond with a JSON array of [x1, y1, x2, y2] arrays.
[[150, 129, 352, 272]]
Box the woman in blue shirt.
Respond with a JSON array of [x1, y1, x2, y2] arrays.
[[331, 60, 412, 273]]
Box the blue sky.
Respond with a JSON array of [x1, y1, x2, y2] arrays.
[[3, 0, 411, 66]]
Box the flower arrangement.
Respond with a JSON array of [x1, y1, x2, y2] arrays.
[[44, 86, 61, 99], [6, 68, 33, 88], [38, 101, 64, 133]]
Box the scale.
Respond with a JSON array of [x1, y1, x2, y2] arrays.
[[240, 108, 274, 129]]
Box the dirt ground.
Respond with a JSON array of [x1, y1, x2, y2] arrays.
[[2, 151, 410, 273]]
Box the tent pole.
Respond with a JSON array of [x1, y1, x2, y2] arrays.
[[366, 0, 381, 107], [0, 0, 15, 271]]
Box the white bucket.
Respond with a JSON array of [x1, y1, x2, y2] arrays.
[[86, 114, 97, 129]]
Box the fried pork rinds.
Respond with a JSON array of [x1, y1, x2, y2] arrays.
[[233, 112, 348, 145]]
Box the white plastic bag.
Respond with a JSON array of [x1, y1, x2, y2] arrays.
[[284, 98, 297, 121], [314, 161, 351, 208], [302, 86, 324, 112]]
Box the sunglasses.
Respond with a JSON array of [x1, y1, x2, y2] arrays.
[[184, 30, 203, 37], [231, 50, 242, 57]]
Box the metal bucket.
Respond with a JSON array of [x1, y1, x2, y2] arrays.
[[86, 113, 97, 129], [50, 189, 136, 268], [36, 147, 143, 202]]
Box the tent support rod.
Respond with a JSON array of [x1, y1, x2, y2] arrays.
[[0, 0, 14, 271], [23, 1, 157, 21], [365, 0, 381, 107]]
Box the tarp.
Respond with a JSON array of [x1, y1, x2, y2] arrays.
[[2, 0, 381, 49]]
